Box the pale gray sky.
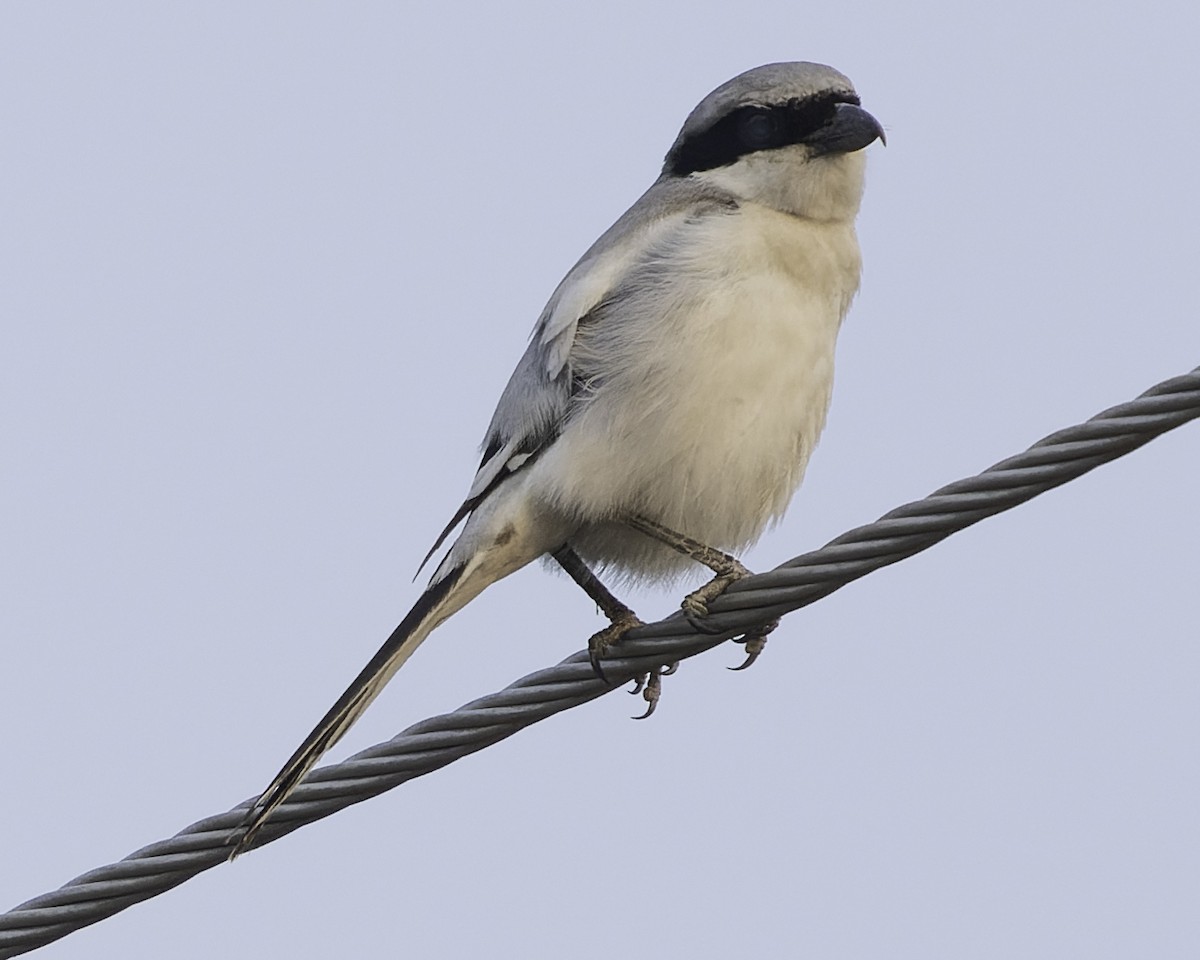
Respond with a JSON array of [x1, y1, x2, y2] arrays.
[[2, 2, 1198, 958]]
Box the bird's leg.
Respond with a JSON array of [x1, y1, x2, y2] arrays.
[[553, 545, 643, 685], [626, 515, 751, 620], [626, 515, 779, 669]]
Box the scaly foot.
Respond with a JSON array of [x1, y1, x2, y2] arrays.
[[587, 612, 645, 684], [729, 618, 780, 671], [630, 661, 678, 719], [680, 557, 752, 621]]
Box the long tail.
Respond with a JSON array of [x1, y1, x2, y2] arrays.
[[232, 561, 471, 856]]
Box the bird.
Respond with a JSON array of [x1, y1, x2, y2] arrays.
[[232, 61, 883, 855]]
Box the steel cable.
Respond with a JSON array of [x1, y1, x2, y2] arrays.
[[1, 365, 1196, 957]]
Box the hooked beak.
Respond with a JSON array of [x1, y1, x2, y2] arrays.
[[807, 102, 886, 156]]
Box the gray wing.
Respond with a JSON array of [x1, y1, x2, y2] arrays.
[[418, 178, 740, 572]]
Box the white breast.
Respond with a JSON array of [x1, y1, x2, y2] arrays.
[[531, 204, 861, 580]]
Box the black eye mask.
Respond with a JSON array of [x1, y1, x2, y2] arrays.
[[665, 90, 859, 177]]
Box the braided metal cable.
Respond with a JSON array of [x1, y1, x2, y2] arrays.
[[1, 365, 1197, 957]]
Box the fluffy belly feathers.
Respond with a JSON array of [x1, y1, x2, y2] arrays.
[[532, 209, 858, 577]]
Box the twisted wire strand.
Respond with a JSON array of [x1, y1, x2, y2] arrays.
[[1, 366, 1197, 958]]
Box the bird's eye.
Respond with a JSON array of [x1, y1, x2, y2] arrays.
[[739, 111, 778, 149]]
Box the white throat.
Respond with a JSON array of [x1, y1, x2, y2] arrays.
[[693, 147, 868, 222]]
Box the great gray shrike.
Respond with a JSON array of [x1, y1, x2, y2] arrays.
[[234, 61, 883, 853]]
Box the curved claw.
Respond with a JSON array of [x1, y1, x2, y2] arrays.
[[728, 623, 775, 671], [631, 666, 667, 719], [632, 697, 658, 720], [587, 614, 645, 687], [728, 647, 762, 671], [630, 661, 678, 700], [589, 649, 611, 686]]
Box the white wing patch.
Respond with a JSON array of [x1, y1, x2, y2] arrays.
[[466, 437, 522, 501]]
